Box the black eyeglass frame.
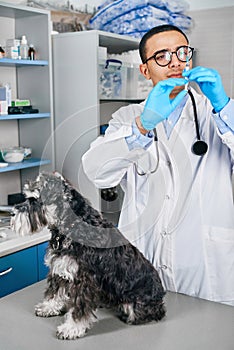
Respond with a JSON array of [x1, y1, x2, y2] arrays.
[[144, 45, 195, 67]]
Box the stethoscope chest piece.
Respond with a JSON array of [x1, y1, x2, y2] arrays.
[[192, 140, 208, 156], [188, 89, 208, 156]]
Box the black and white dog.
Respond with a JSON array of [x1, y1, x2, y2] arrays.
[[11, 172, 166, 340]]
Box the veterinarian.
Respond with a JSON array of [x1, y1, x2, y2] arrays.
[[82, 24, 234, 306]]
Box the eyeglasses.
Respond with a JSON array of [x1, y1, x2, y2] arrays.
[[144, 46, 194, 67]]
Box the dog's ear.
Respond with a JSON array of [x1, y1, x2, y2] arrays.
[[11, 198, 47, 236]]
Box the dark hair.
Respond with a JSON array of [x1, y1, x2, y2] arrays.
[[139, 24, 189, 63]]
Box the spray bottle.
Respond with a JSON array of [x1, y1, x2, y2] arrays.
[[20, 35, 29, 60]]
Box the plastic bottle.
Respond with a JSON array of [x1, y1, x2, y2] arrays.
[[28, 44, 36, 60], [4, 83, 12, 106], [20, 35, 29, 59]]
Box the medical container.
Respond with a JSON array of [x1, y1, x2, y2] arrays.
[[126, 64, 153, 99], [20, 35, 29, 59], [99, 59, 127, 99]]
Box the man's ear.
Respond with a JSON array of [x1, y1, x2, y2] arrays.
[[139, 63, 151, 80]]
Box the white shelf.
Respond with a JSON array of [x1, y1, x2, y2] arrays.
[[0, 1, 54, 204]]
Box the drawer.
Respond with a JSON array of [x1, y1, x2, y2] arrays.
[[0, 246, 38, 298]]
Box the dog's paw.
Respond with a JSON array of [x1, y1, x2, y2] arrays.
[[35, 302, 61, 317], [56, 313, 97, 340], [56, 322, 87, 340]]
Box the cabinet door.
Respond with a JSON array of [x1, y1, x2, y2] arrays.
[[37, 241, 49, 281], [0, 246, 38, 298]]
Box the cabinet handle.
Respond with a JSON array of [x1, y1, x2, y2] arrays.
[[0, 267, 13, 276]]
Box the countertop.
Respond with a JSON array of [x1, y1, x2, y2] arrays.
[[0, 280, 233, 350], [0, 227, 51, 257]]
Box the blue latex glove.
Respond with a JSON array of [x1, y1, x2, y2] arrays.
[[140, 78, 187, 131], [183, 66, 229, 112]]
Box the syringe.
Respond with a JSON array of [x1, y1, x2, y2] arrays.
[[184, 56, 190, 91]]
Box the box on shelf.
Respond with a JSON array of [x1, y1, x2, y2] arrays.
[[99, 60, 153, 100], [98, 46, 107, 61], [126, 64, 153, 99], [0, 100, 8, 114], [99, 59, 127, 99], [6, 39, 20, 47], [5, 38, 20, 59], [0, 86, 6, 100], [136, 71, 153, 99], [12, 99, 30, 107]]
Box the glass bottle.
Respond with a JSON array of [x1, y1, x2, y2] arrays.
[[28, 44, 36, 60]]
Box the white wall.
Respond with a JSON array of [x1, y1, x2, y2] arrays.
[[188, 0, 234, 10], [5, 0, 234, 11]]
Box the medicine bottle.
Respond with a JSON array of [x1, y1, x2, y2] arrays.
[[28, 44, 36, 60], [20, 35, 29, 59]]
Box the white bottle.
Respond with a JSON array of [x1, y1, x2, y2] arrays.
[[20, 35, 29, 60], [4, 83, 11, 106]]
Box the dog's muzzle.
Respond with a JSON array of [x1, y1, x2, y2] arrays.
[[11, 198, 47, 236]]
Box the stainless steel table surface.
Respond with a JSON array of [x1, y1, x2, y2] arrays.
[[0, 280, 233, 350]]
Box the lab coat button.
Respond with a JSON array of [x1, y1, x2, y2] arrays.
[[161, 265, 168, 270], [165, 194, 170, 200], [161, 230, 167, 237]]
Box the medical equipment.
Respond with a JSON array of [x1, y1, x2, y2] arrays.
[[183, 59, 208, 155], [188, 88, 208, 156], [134, 128, 159, 176]]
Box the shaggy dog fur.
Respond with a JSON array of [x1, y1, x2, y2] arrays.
[[11, 172, 166, 340]]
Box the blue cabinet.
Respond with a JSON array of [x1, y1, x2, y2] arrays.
[[37, 241, 49, 281], [0, 242, 49, 298]]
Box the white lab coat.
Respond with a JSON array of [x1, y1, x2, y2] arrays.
[[82, 88, 234, 304]]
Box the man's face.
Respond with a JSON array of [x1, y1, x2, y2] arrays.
[[140, 30, 192, 97]]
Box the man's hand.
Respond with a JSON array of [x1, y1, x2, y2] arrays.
[[183, 66, 229, 112], [140, 78, 187, 131]]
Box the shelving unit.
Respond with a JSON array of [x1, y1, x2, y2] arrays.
[[52, 30, 141, 209], [0, 2, 54, 204]]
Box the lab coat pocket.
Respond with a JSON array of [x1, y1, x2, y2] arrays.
[[204, 226, 234, 301]]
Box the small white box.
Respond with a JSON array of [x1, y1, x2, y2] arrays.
[[5, 46, 19, 59], [0, 100, 8, 114], [0, 86, 6, 100], [98, 46, 107, 60], [6, 39, 20, 47], [126, 64, 153, 99]]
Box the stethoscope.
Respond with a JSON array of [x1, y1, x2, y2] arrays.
[[101, 88, 209, 199], [134, 87, 208, 176], [187, 89, 208, 156]]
